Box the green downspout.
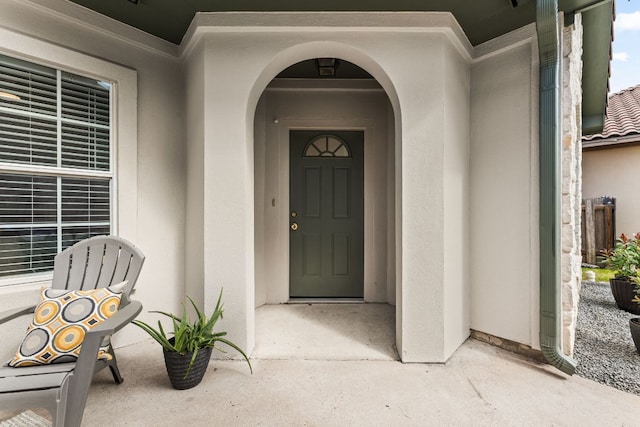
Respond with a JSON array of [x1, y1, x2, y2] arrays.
[[536, 0, 577, 375]]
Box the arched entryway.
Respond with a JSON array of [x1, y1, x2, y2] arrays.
[[251, 54, 399, 359]]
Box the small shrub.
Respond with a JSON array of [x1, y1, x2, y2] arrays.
[[602, 233, 640, 279]]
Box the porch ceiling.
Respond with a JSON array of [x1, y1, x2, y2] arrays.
[[69, 0, 541, 46], [66, 0, 613, 134]]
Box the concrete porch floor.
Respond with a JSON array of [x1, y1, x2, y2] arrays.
[[252, 303, 398, 361], [4, 303, 640, 426], [79, 304, 640, 426]]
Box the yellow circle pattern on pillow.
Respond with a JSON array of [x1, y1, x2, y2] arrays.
[[33, 300, 59, 325], [8, 286, 123, 367]]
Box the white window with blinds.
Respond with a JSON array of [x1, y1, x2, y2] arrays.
[[0, 53, 112, 281]]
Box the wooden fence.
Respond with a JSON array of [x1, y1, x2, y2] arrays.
[[581, 197, 616, 265]]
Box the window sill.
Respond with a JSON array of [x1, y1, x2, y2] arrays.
[[0, 273, 52, 294]]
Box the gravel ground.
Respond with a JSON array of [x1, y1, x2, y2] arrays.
[[575, 281, 640, 395]]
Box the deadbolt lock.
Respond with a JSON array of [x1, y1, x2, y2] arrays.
[[291, 211, 297, 218]]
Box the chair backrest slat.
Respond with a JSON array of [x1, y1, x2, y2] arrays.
[[52, 236, 145, 298], [121, 252, 144, 296], [83, 242, 107, 290], [110, 249, 139, 296], [111, 247, 133, 284], [66, 247, 90, 291], [52, 251, 72, 288], [96, 244, 121, 289]]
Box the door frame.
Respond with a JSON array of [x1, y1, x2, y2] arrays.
[[288, 130, 365, 298], [255, 80, 394, 305], [276, 118, 377, 302]]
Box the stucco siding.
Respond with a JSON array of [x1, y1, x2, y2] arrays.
[[443, 38, 471, 358], [0, 4, 570, 363], [0, 0, 186, 347], [184, 20, 472, 361], [185, 40, 206, 308], [583, 145, 640, 236], [470, 35, 539, 348]]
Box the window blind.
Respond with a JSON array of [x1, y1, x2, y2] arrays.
[[0, 54, 112, 279]]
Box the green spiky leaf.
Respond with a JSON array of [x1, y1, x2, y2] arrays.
[[132, 288, 252, 377]]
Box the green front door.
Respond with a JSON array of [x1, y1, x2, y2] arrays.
[[289, 130, 364, 298]]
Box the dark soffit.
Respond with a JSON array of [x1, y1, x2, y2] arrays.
[[66, 0, 613, 134], [68, 0, 539, 46]]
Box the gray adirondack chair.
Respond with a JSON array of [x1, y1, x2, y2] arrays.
[[0, 235, 145, 427]]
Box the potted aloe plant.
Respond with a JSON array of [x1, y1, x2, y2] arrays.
[[603, 233, 640, 315], [133, 289, 252, 390]]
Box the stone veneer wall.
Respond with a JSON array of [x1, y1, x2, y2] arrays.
[[561, 14, 583, 356]]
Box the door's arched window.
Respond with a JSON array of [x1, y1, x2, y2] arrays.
[[303, 135, 350, 158]]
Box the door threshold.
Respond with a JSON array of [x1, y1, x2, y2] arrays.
[[287, 298, 365, 304]]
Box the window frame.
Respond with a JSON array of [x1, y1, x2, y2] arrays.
[[303, 134, 352, 158], [0, 27, 137, 289]]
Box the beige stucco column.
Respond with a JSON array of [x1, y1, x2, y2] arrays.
[[185, 39, 258, 354]]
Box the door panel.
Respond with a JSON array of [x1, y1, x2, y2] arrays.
[[304, 167, 321, 217], [332, 233, 350, 276], [302, 233, 321, 276], [332, 168, 351, 218], [289, 130, 364, 298]]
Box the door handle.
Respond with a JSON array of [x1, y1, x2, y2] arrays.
[[290, 223, 298, 231]]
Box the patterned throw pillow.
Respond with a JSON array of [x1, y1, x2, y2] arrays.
[[8, 283, 126, 367]]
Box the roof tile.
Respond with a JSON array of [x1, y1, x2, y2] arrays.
[[584, 84, 640, 141]]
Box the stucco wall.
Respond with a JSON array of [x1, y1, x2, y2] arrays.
[[0, 0, 186, 347], [470, 26, 540, 349], [583, 145, 640, 236], [254, 95, 268, 307], [183, 13, 472, 362], [443, 40, 471, 357], [0, 4, 563, 364], [185, 40, 206, 307]]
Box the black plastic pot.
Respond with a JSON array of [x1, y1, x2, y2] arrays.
[[630, 318, 640, 355], [609, 278, 640, 315], [163, 342, 212, 390]]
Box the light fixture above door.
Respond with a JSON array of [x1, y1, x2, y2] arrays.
[[315, 58, 339, 77]]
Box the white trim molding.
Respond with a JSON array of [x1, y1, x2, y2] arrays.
[[181, 12, 473, 61]]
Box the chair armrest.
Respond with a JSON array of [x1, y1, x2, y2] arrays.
[[88, 299, 142, 337], [0, 304, 36, 325], [73, 300, 143, 380]]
